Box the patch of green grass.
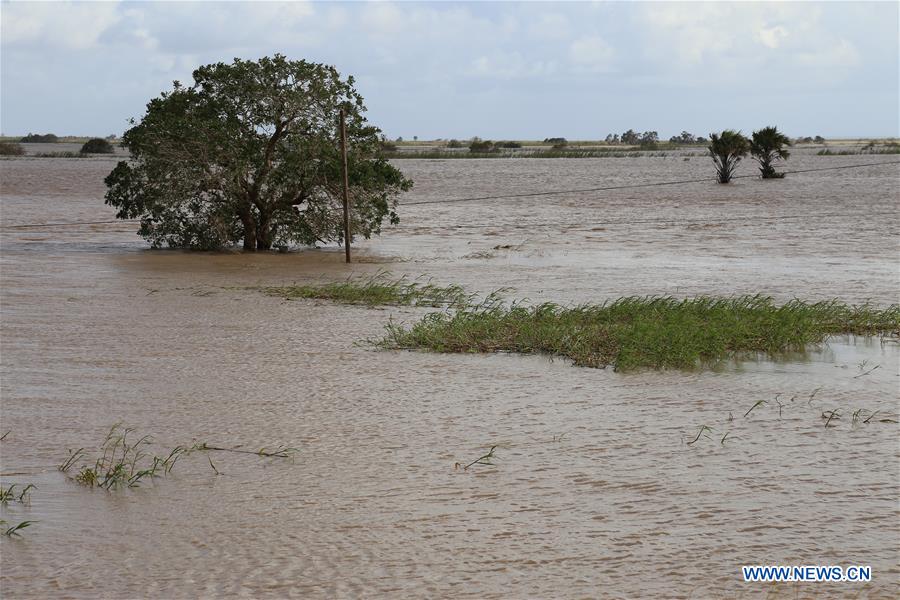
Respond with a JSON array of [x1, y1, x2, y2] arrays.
[[264, 274, 470, 308], [59, 424, 186, 490], [377, 295, 900, 371], [59, 425, 300, 490]]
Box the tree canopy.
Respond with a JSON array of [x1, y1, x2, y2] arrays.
[[749, 126, 792, 179], [81, 138, 114, 154], [105, 55, 412, 250], [708, 130, 750, 184], [20, 133, 59, 143]]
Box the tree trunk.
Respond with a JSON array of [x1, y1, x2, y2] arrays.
[[240, 211, 257, 251], [256, 212, 272, 250]]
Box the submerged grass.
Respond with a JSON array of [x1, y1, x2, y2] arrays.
[[455, 446, 498, 471], [377, 295, 900, 371], [59, 424, 185, 489], [264, 274, 470, 308], [0, 484, 35, 505], [1, 520, 35, 538], [59, 424, 299, 491]]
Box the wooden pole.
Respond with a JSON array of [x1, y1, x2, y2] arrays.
[[339, 108, 351, 263]]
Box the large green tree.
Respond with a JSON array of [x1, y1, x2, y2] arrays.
[[105, 55, 412, 250], [708, 130, 750, 183], [749, 126, 792, 179]]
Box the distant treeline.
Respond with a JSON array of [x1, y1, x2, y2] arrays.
[[0, 136, 117, 157], [603, 130, 677, 149], [19, 133, 60, 143], [11, 133, 119, 144]]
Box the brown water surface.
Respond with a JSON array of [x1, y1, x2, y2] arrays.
[[1, 153, 899, 598]]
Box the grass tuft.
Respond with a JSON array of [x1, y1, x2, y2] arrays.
[[263, 274, 470, 308], [0, 484, 35, 505], [58, 424, 185, 490], [1, 520, 35, 538], [377, 295, 900, 371], [59, 426, 299, 491]]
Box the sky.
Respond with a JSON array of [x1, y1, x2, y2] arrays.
[[2, 1, 898, 140]]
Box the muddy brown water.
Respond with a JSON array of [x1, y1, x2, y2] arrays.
[[1, 152, 899, 598]]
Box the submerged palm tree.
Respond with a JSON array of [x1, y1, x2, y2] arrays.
[[708, 130, 750, 183], [750, 126, 792, 179]]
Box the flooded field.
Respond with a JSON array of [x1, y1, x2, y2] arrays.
[[1, 152, 899, 598]]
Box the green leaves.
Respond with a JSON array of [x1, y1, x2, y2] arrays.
[[708, 130, 750, 183], [105, 55, 411, 250], [750, 126, 792, 178]]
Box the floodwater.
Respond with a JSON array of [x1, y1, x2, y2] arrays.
[[1, 151, 899, 599]]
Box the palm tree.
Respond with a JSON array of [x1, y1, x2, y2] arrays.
[[750, 126, 792, 179], [708, 130, 750, 183]]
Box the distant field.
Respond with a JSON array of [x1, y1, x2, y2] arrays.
[[0, 136, 106, 144]]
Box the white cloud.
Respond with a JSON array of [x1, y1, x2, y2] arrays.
[[569, 35, 615, 72], [528, 12, 571, 41], [642, 3, 737, 66], [469, 52, 557, 80], [640, 2, 865, 80], [1, 1, 121, 49], [0, 1, 894, 137], [756, 25, 789, 49], [796, 38, 861, 68]]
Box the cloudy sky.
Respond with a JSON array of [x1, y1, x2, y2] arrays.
[[2, 1, 898, 139]]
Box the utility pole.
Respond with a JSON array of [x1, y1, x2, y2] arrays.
[[339, 108, 351, 263]]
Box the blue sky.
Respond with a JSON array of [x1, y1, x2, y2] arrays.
[[2, 1, 898, 139]]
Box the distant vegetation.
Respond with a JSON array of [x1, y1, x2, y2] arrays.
[[80, 138, 115, 154], [468, 138, 497, 153], [465, 139, 525, 153], [818, 141, 900, 155], [19, 133, 59, 143], [543, 137, 568, 149], [379, 138, 398, 153], [602, 130, 687, 150], [34, 151, 89, 158], [670, 131, 708, 145], [0, 141, 25, 156]]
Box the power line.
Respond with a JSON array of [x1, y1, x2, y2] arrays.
[[393, 210, 899, 231], [1, 160, 897, 231], [4, 210, 894, 235], [401, 160, 900, 206]]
